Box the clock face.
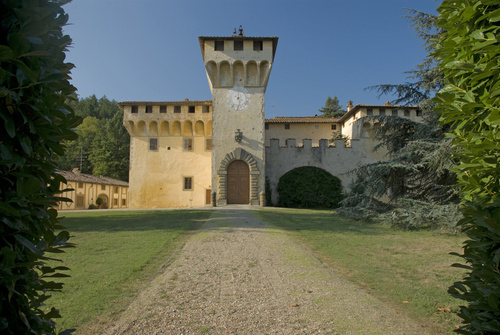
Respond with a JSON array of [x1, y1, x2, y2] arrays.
[[227, 87, 250, 111]]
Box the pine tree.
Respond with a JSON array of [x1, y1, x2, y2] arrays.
[[318, 96, 345, 118], [340, 8, 460, 231]]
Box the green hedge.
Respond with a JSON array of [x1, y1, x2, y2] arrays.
[[277, 166, 342, 208]]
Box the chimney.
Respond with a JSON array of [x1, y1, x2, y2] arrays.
[[71, 168, 81, 175], [346, 100, 353, 111]]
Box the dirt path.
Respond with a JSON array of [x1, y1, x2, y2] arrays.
[[102, 208, 429, 335]]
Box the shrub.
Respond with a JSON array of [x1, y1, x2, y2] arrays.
[[0, 1, 79, 334], [277, 166, 342, 208]]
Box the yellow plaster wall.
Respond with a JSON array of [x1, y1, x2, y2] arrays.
[[128, 136, 211, 208]]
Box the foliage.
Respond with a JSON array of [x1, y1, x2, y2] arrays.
[[433, 1, 500, 333], [95, 197, 103, 207], [0, 0, 78, 334], [57, 96, 129, 181], [340, 8, 460, 232], [277, 167, 342, 208], [318, 96, 345, 118]]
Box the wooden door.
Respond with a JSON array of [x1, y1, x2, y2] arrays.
[[227, 160, 249, 204]]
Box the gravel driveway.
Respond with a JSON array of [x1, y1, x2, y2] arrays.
[[101, 207, 429, 335]]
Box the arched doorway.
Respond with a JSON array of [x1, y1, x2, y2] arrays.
[[227, 160, 249, 204], [98, 193, 108, 209]]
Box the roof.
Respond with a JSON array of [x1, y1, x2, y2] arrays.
[[265, 116, 340, 124], [337, 104, 420, 123], [117, 100, 212, 108], [198, 35, 279, 62], [57, 169, 129, 187]]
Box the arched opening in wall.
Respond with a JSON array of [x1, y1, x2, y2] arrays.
[[260, 61, 270, 86], [220, 61, 231, 87], [206, 61, 218, 87], [160, 121, 169, 136], [136, 121, 146, 136], [182, 120, 193, 136], [227, 160, 250, 204], [233, 61, 244, 86], [277, 166, 342, 208], [205, 120, 213, 136], [195, 120, 205, 136], [172, 121, 181, 136], [149, 121, 158, 136], [246, 61, 258, 86], [97, 194, 108, 209], [362, 122, 372, 138]]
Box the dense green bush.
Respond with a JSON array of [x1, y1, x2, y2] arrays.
[[434, 0, 500, 333], [0, 1, 78, 334], [277, 166, 342, 208]]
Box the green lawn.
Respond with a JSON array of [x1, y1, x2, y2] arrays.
[[48, 209, 211, 333], [257, 208, 467, 334]]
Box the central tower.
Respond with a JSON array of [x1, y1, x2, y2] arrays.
[[199, 30, 278, 206]]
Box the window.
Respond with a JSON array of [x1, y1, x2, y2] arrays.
[[392, 109, 398, 116], [113, 199, 118, 206], [367, 108, 373, 116], [122, 199, 126, 206], [114, 186, 118, 193], [404, 109, 410, 117], [202, 106, 210, 113], [101, 184, 105, 190], [188, 106, 195, 113], [265, 123, 269, 130], [253, 40, 263, 51], [416, 110, 423, 117], [379, 108, 386, 116], [131, 106, 138, 113], [284, 124, 290, 130], [160, 105, 166, 113], [214, 40, 224, 51], [149, 138, 158, 151], [174, 106, 181, 113], [234, 40, 243, 51], [331, 124, 337, 130], [205, 138, 212, 150], [145, 106, 152, 113], [78, 182, 83, 188], [183, 138, 193, 151], [184, 177, 193, 190]]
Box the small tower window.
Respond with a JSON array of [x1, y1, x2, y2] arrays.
[[183, 138, 193, 151], [215, 40, 224, 51], [188, 106, 195, 113], [234, 40, 243, 51], [253, 40, 263, 51], [416, 110, 423, 117], [174, 106, 181, 113], [160, 106, 166, 113], [183, 177, 193, 190], [284, 124, 290, 130], [366, 108, 373, 116], [202, 106, 210, 113], [404, 109, 410, 116], [131, 106, 138, 113], [331, 125, 337, 130], [149, 138, 158, 151], [392, 108, 398, 116], [379, 108, 386, 116], [145, 106, 152, 113], [265, 123, 269, 130]]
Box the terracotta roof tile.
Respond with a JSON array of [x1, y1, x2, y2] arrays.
[[117, 100, 212, 107], [265, 116, 339, 123], [57, 170, 129, 187]]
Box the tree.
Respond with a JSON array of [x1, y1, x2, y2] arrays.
[[0, 1, 78, 333], [434, 1, 500, 333], [318, 96, 345, 118], [340, 8, 460, 231]]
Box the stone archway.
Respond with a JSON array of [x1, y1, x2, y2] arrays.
[[217, 148, 260, 205]]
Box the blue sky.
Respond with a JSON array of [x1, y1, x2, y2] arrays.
[[63, 0, 440, 118]]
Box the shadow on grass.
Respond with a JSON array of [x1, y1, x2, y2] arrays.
[[256, 208, 386, 236], [58, 210, 211, 232]]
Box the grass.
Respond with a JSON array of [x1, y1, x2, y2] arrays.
[[256, 208, 467, 334], [47, 209, 211, 333]]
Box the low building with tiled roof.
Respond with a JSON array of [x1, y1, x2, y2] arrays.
[[57, 168, 129, 210]]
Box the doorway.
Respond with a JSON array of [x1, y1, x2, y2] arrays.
[[227, 160, 249, 204]]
